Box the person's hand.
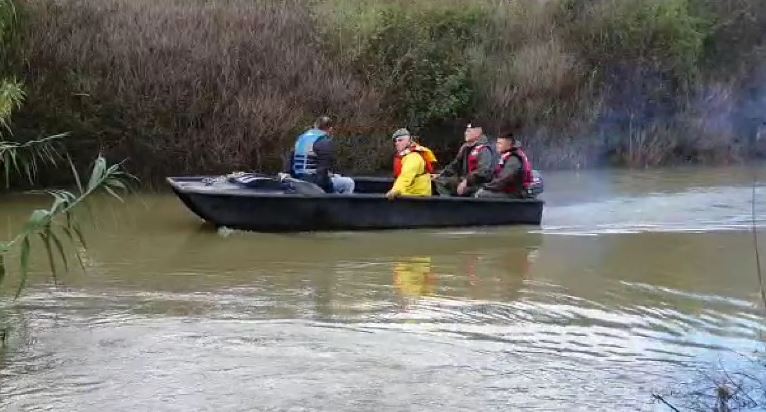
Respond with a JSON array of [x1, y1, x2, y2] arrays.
[[430, 173, 440, 181], [457, 179, 468, 196], [277, 172, 290, 181], [385, 189, 399, 200]]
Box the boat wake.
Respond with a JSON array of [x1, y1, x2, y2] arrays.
[[539, 185, 766, 235]]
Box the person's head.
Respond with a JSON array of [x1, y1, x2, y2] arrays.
[[464, 123, 483, 143], [314, 115, 335, 135], [392, 128, 412, 152], [496, 132, 515, 153]]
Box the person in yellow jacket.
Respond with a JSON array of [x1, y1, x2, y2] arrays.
[[385, 128, 436, 199]]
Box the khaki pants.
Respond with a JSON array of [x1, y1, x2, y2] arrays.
[[434, 176, 478, 197], [475, 188, 523, 199]]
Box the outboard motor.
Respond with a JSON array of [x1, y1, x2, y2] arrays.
[[527, 170, 544, 198]]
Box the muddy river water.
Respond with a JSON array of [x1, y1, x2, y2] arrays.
[[1, 166, 766, 410]]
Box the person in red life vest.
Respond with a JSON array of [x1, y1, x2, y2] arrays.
[[476, 131, 534, 199], [385, 128, 437, 199], [433, 123, 494, 197]]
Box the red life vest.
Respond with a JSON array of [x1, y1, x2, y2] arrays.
[[496, 147, 534, 193], [393, 144, 436, 177], [467, 144, 489, 173]]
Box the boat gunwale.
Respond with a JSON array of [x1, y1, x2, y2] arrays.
[[166, 177, 544, 205]]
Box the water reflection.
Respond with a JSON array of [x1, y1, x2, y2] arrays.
[[387, 235, 542, 321], [460, 243, 537, 292], [393, 257, 436, 309]]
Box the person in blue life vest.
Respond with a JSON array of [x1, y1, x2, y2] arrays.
[[285, 115, 355, 194]]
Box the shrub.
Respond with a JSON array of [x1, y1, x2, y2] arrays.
[[10, 0, 383, 179], [4, 0, 766, 176], [317, 0, 487, 130]]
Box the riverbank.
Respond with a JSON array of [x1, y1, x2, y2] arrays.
[[2, 0, 766, 181]]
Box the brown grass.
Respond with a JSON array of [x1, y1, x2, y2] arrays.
[[16, 0, 386, 179]]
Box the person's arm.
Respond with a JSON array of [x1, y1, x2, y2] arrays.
[[439, 145, 466, 178], [282, 150, 295, 175], [483, 155, 521, 192], [312, 137, 335, 191], [389, 154, 423, 197], [313, 138, 335, 174], [465, 146, 494, 186]]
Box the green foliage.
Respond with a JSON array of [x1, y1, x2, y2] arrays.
[[688, 0, 766, 74], [573, 0, 710, 81], [0, 1, 57, 189], [6, 0, 766, 172], [0, 78, 23, 132], [318, 0, 487, 129], [0, 133, 67, 188], [0, 0, 134, 301], [0, 0, 20, 79], [0, 0, 15, 46], [0, 154, 135, 298], [0, 0, 136, 295]]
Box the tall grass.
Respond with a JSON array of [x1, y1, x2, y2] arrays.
[[10, 0, 383, 178], [5, 0, 766, 176]]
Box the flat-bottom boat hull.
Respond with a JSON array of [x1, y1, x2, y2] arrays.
[[168, 176, 543, 231]]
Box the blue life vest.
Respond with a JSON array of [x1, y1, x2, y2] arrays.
[[292, 128, 328, 175]]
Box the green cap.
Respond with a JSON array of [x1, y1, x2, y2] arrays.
[[392, 128, 411, 140]]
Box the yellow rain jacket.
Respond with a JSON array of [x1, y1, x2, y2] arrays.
[[390, 149, 433, 197]]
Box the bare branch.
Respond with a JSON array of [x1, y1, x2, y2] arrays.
[[652, 393, 681, 412]]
